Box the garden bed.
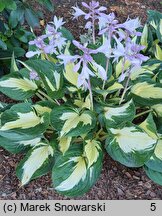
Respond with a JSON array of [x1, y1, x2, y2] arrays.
[[0, 0, 162, 200]]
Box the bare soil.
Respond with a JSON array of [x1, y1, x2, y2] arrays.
[[1, 0, 162, 200]]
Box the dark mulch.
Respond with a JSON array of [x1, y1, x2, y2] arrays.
[[1, 0, 162, 200]]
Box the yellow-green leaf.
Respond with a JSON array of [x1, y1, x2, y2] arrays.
[[0, 77, 37, 91], [58, 136, 72, 154], [60, 112, 92, 137], [55, 156, 86, 191], [0, 111, 44, 131], [21, 144, 53, 185], [155, 44, 162, 60], [84, 139, 101, 168]]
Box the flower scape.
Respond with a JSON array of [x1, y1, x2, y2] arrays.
[[0, 1, 162, 197]]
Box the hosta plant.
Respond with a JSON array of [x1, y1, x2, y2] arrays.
[[0, 1, 162, 197]]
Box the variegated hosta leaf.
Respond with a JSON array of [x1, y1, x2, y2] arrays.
[[84, 139, 102, 168], [0, 103, 49, 140], [155, 44, 162, 60], [0, 136, 41, 154], [58, 136, 72, 154], [106, 125, 157, 167], [140, 24, 148, 51], [52, 145, 103, 196], [74, 95, 91, 110], [152, 104, 162, 117], [16, 143, 54, 185], [102, 100, 135, 128], [145, 139, 162, 174], [50, 106, 96, 137], [144, 165, 162, 186], [0, 72, 38, 100], [131, 81, 162, 105], [24, 59, 64, 99], [64, 45, 79, 87], [139, 113, 158, 139]]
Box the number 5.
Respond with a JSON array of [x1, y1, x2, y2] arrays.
[[150, 203, 156, 211]]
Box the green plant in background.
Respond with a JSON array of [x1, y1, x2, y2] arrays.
[[0, 0, 54, 77], [0, 1, 162, 197]]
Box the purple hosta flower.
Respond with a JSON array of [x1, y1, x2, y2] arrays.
[[26, 35, 47, 58], [72, 1, 107, 28], [98, 12, 118, 34], [117, 17, 142, 37], [30, 70, 39, 80], [58, 40, 107, 88], [113, 39, 149, 66], [45, 17, 66, 52]]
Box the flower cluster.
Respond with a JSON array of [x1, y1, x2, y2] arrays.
[[26, 16, 66, 58], [26, 1, 149, 93]]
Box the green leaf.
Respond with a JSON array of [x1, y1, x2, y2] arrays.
[[58, 136, 72, 155], [131, 81, 162, 105], [24, 8, 40, 28], [145, 139, 162, 173], [0, 103, 49, 140], [37, 0, 54, 12], [139, 113, 158, 139], [0, 39, 7, 50], [144, 165, 162, 186], [23, 60, 64, 99], [16, 143, 54, 185], [52, 144, 103, 196], [152, 104, 162, 117], [5, 0, 17, 10], [0, 136, 41, 154], [106, 124, 157, 167], [50, 106, 96, 137], [10, 52, 19, 73], [155, 44, 162, 60], [102, 100, 135, 129], [0, 71, 38, 100], [59, 27, 74, 41]]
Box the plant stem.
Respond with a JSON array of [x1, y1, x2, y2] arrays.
[[99, 134, 108, 142], [134, 109, 152, 118], [88, 78, 93, 110], [102, 58, 109, 90], [38, 90, 60, 105], [119, 72, 131, 105], [36, 93, 45, 101], [92, 13, 96, 44]]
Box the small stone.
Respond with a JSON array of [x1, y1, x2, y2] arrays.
[[144, 182, 151, 189], [133, 175, 140, 180], [125, 172, 132, 179], [138, 181, 143, 186], [117, 188, 124, 196], [150, 192, 156, 198]]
